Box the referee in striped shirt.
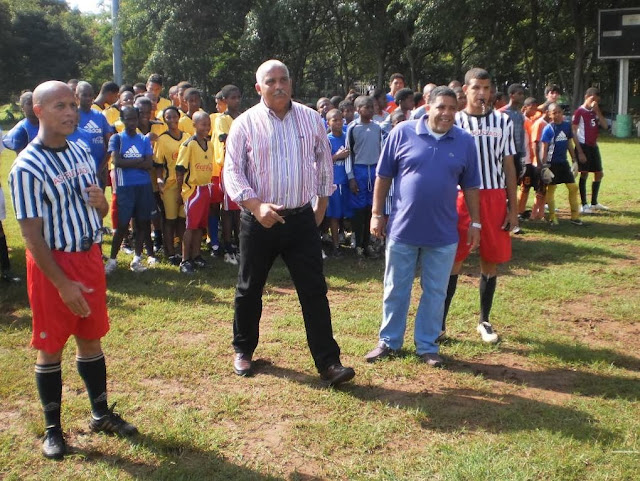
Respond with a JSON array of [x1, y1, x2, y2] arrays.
[[9, 81, 137, 460], [224, 60, 355, 386]]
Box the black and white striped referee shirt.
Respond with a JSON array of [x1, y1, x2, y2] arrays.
[[455, 110, 516, 190], [9, 139, 103, 252]]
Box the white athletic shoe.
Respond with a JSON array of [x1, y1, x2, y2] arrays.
[[147, 256, 158, 267], [581, 204, 592, 214], [130, 258, 147, 273], [591, 203, 609, 211], [104, 259, 117, 275], [224, 253, 238, 265], [477, 322, 499, 344]]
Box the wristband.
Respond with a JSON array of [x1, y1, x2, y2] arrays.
[[471, 222, 482, 229], [372, 214, 384, 219]]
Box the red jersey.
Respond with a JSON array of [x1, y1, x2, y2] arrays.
[[572, 106, 600, 146]]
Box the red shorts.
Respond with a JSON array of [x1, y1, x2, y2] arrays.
[[210, 176, 224, 204], [455, 191, 472, 262], [455, 189, 511, 264], [185, 185, 212, 229], [27, 244, 109, 353], [220, 170, 240, 211]]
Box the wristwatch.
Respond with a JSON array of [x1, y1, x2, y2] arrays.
[[471, 222, 482, 229]]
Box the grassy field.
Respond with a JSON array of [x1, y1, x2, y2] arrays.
[[0, 136, 639, 480]]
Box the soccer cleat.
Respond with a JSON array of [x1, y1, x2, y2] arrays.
[[581, 204, 592, 214], [168, 254, 182, 266], [147, 256, 158, 267], [129, 258, 147, 273], [42, 427, 66, 460], [591, 203, 609, 211], [193, 255, 207, 268], [477, 322, 499, 344], [180, 260, 195, 273], [89, 403, 138, 437], [570, 218, 585, 226], [104, 259, 117, 275], [224, 253, 238, 265]]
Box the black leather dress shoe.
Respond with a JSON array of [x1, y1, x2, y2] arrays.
[[42, 427, 66, 460], [233, 353, 253, 376], [320, 363, 355, 387]]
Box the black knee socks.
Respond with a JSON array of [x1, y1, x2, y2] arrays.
[[35, 363, 62, 429], [0, 235, 10, 272], [77, 353, 108, 417], [591, 181, 601, 205], [479, 274, 497, 324], [579, 176, 587, 206], [442, 274, 459, 331]]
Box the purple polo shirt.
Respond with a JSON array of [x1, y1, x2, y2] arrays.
[[377, 116, 480, 247]]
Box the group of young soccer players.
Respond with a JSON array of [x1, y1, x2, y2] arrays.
[[1, 71, 609, 283]]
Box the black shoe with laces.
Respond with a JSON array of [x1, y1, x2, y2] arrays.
[[193, 255, 207, 268], [42, 427, 66, 459], [89, 403, 138, 436], [180, 260, 195, 274]]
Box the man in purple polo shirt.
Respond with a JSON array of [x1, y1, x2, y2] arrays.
[[365, 86, 481, 367]]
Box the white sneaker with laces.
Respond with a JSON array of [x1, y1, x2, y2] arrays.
[[105, 259, 117, 275], [581, 204, 592, 214], [147, 256, 158, 267], [224, 253, 238, 265], [477, 322, 499, 344], [591, 203, 609, 211], [130, 258, 147, 272]]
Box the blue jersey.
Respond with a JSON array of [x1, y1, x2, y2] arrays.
[[67, 127, 93, 155], [108, 132, 153, 187], [541, 121, 572, 164], [78, 109, 113, 169], [328, 132, 348, 185], [2, 118, 39, 152]]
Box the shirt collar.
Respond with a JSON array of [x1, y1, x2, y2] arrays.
[[415, 114, 456, 140], [258, 98, 293, 119]]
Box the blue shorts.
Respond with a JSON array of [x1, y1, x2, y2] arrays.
[[327, 183, 353, 219], [349, 164, 376, 209], [116, 183, 157, 227]]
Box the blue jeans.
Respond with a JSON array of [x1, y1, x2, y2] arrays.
[[379, 238, 457, 355]]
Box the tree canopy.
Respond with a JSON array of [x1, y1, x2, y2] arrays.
[[1, 0, 638, 110]]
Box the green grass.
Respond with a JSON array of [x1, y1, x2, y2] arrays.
[[0, 135, 639, 480]]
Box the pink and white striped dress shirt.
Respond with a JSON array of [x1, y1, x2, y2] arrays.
[[223, 100, 333, 209]]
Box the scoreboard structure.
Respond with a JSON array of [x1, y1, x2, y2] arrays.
[[599, 8, 640, 59], [598, 8, 639, 137]]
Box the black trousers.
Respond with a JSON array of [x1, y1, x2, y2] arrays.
[[232, 208, 341, 372]]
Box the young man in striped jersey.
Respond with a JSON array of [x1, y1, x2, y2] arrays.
[[9, 81, 137, 460], [444, 68, 518, 344]]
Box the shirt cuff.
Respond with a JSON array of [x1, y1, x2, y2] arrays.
[[233, 187, 258, 203]]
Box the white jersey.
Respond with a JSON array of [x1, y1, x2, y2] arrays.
[[455, 109, 516, 190]]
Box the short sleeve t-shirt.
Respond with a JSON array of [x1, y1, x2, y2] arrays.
[[541, 121, 572, 164], [328, 132, 348, 185], [108, 131, 153, 186], [2, 118, 39, 151], [176, 136, 213, 200], [377, 119, 480, 247], [154, 131, 189, 188], [572, 106, 600, 146], [78, 109, 114, 169]]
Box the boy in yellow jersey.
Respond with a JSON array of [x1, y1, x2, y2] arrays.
[[146, 73, 171, 118], [92, 82, 119, 112], [213, 85, 242, 264], [178, 88, 205, 135], [207, 90, 227, 258], [176, 112, 213, 273], [177, 81, 192, 116], [154, 106, 189, 265]]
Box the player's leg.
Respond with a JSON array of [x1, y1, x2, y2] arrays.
[[545, 184, 558, 223]]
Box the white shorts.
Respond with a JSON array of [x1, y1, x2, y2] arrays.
[[0, 187, 6, 221]]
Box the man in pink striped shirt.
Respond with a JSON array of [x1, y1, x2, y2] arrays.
[[223, 59, 356, 387]]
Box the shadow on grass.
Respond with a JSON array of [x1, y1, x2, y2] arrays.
[[256, 361, 620, 445], [448, 359, 640, 400], [514, 215, 639, 241], [72, 432, 286, 481], [509, 336, 640, 371]]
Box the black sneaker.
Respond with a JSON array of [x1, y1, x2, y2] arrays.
[[193, 255, 207, 268], [89, 403, 138, 436], [42, 427, 66, 459], [180, 260, 195, 273], [168, 254, 182, 266]]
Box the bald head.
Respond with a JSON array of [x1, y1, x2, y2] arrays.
[[33, 81, 74, 108]]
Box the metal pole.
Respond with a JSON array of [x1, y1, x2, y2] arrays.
[[617, 58, 629, 115], [112, 0, 122, 85]]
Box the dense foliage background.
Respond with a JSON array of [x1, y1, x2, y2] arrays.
[[1, 0, 639, 111]]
